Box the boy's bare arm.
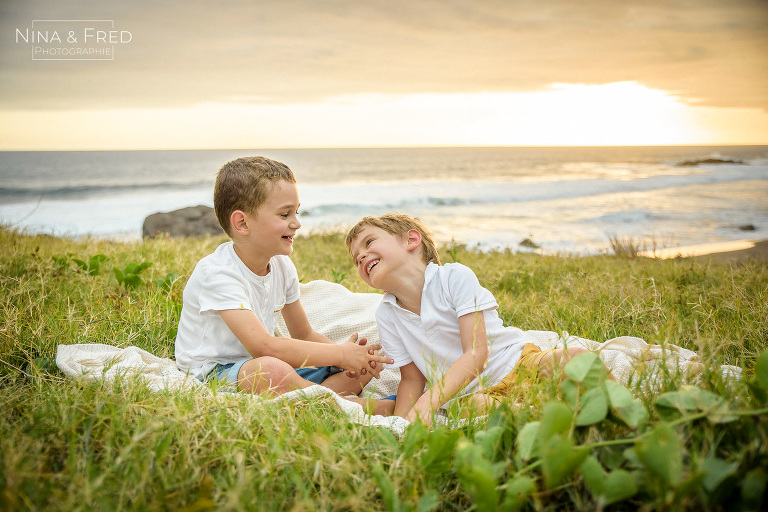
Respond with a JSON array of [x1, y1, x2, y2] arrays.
[[219, 309, 392, 376], [394, 363, 427, 418], [407, 312, 490, 424]]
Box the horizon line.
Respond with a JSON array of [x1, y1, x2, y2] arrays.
[[1, 142, 767, 152]]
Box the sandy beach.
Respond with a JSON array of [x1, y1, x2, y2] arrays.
[[640, 239, 768, 263]]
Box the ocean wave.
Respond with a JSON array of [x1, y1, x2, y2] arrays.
[[299, 163, 768, 216], [0, 179, 213, 203]]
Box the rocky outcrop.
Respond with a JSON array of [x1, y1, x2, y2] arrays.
[[675, 157, 744, 167], [142, 205, 225, 238]]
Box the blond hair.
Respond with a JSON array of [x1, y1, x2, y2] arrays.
[[345, 213, 441, 265], [213, 156, 296, 236]]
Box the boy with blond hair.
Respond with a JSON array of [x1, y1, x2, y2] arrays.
[[346, 213, 591, 425], [175, 156, 393, 411]]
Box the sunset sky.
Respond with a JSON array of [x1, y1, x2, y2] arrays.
[[1, 0, 766, 150]]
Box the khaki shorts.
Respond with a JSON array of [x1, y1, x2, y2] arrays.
[[480, 343, 553, 399]]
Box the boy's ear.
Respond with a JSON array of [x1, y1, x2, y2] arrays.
[[405, 229, 422, 252], [230, 210, 249, 235]]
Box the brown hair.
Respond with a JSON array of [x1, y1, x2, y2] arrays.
[[213, 156, 296, 236], [345, 213, 441, 265]]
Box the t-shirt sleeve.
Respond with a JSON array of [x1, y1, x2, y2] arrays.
[[197, 267, 253, 314], [375, 306, 413, 369], [444, 263, 498, 317]]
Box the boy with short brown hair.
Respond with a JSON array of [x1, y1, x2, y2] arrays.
[[176, 156, 393, 410], [346, 213, 591, 425]]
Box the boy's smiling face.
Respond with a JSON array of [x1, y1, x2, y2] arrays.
[[245, 179, 301, 258], [350, 225, 409, 289]]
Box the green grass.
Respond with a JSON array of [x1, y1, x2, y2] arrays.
[[1, 227, 767, 510]]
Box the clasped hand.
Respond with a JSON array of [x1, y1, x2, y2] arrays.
[[340, 333, 393, 379]]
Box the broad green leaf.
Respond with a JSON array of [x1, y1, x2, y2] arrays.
[[515, 421, 540, 461], [682, 385, 722, 409], [634, 423, 682, 485], [741, 468, 768, 510], [579, 455, 605, 496], [747, 380, 768, 404], [420, 427, 461, 473], [454, 439, 499, 512], [655, 390, 698, 411], [655, 390, 697, 421], [125, 263, 140, 274], [701, 457, 739, 493], [487, 403, 514, 430], [403, 421, 428, 458], [622, 447, 640, 468], [73, 258, 88, 271], [575, 387, 608, 426], [541, 434, 589, 488], [564, 352, 606, 388], [502, 476, 535, 512], [485, 405, 515, 456], [51, 255, 69, 267], [113, 268, 124, 283], [613, 400, 649, 430], [475, 426, 504, 461], [604, 380, 633, 409], [601, 446, 625, 470], [754, 351, 768, 391], [87, 254, 107, 275], [561, 379, 579, 409], [601, 470, 638, 505], [537, 402, 572, 446], [417, 491, 439, 512], [124, 275, 142, 289], [749, 352, 768, 404]]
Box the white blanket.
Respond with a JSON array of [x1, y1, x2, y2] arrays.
[[56, 280, 742, 434]]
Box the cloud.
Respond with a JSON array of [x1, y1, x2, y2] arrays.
[[0, 0, 766, 111]]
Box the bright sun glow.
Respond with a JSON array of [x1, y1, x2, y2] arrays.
[[1, 82, 766, 150]]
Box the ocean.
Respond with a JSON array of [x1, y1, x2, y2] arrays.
[[1, 146, 767, 254]]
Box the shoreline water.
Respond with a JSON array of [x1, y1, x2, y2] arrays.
[[640, 239, 768, 262], [2, 146, 766, 254]]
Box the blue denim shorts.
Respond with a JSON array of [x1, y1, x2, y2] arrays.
[[207, 358, 251, 386], [207, 358, 343, 386]]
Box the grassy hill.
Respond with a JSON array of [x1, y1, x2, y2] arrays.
[[1, 227, 766, 510]]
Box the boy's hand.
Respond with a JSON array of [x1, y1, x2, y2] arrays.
[[344, 336, 381, 378], [405, 403, 434, 427], [341, 333, 393, 379]]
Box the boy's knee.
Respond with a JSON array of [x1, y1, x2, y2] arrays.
[[557, 346, 589, 365], [565, 346, 589, 357], [246, 356, 293, 378], [238, 357, 296, 393]]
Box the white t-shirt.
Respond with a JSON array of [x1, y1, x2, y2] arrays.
[[376, 262, 527, 397], [175, 242, 300, 380]]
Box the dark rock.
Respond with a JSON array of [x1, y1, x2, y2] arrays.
[[143, 205, 225, 238], [676, 157, 744, 167], [519, 237, 540, 249], [738, 224, 756, 231]]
